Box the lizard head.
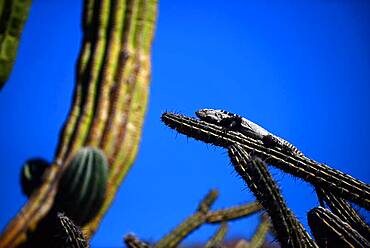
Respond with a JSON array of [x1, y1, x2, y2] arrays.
[[195, 109, 242, 128]]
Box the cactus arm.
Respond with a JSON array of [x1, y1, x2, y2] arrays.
[[204, 222, 228, 248], [54, 0, 96, 165], [228, 145, 317, 248], [155, 190, 219, 248], [249, 214, 271, 248], [85, 0, 125, 146], [56, 212, 89, 248], [161, 112, 370, 210], [124, 233, 152, 248], [155, 190, 261, 248], [315, 186, 370, 241], [62, 0, 111, 161], [84, 0, 157, 235], [205, 202, 262, 223], [0, 0, 32, 90], [308, 207, 369, 248]]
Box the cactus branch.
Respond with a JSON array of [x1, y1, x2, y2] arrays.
[[0, 0, 32, 89], [204, 222, 228, 248], [315, 186, 370, 241], [228, 144, 317, 248], [155, 189, 261, 248], [249, 214, 271, 248], [308, 207, 369, 248], [161, 112, 370, 210]]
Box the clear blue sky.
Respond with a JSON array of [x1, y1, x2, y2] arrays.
[[1, 1, 370, 247]]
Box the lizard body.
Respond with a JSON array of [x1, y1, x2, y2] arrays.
[[195, 109, 304, 157]]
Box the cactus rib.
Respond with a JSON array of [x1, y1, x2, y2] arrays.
[[308, 206, 369, 248]]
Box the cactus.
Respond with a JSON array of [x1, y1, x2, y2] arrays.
[[315, 186, 370, 241], [308, 207, 369, 248], [204, 223, 228, 248], [55, 147, 108, 226], [249, 214, 271, 248], [228, 145, 317, 248], [124, 233, 152, 248], [55, 212, 88, 248], [20, 158, 49, 197], [0, 0, 157, 245], [155, 189, 262, 248], [0, 0, 32, 89]]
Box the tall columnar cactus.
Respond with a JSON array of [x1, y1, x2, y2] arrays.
[[0, 0, 32, 89], [0, 0, 157, 246]]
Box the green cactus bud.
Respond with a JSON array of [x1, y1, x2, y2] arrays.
[[55, 147, 108, 226], [20, 158, 49, 197]]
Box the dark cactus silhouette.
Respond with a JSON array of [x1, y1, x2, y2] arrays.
[[20, 158, 49, 197]]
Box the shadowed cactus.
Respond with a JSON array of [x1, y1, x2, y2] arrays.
[[55, 147, 108, 226], [308, 207, 370, 248], [20, 158, 49, 197], [54, 212, 88, 248]]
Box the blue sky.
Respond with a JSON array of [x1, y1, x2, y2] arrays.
[[1, 1, 370, 247]]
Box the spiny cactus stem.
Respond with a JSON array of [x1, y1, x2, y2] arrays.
[[204, 222, 228, 248], [308, 207, 369, 248], [205, 202, 262, 223], [228, 144, 317, 248], [161, 112, 370, 210], [315, 186, 370, 241], [56, 212, 88, 248], [155, 189, 261, 248], [249, 214, 271, 248], [197, 189, 219, 214]]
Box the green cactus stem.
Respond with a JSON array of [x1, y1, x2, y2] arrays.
[[0, 0, 32, 89], [249, 214, 271, 248], [20, 158, 49, 197], [308, 207, 369, 248], [205, 202, 262, 224], [55, 147, 108, 226], [0, 0, 157, 245], [204, 222, 228, 248], [228, 144, 317, 248], [155, 189, 261, 248]]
